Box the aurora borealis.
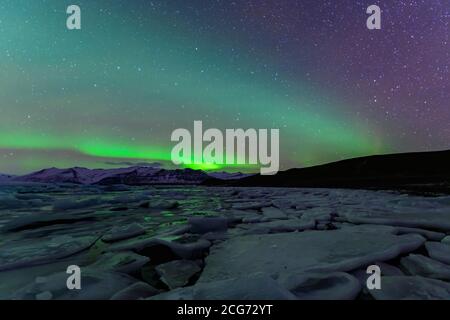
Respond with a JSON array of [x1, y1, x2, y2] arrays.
[[0, 0, 448, 174]]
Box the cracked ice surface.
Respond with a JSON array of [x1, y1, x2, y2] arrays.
[[1, 184, 450, 299]]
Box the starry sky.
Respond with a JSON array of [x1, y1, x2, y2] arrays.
[[0, 0, 448, 174]]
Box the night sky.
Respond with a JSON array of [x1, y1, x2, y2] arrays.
[[0, 0, 448, 174]]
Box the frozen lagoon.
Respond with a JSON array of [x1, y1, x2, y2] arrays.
[[1, 184, 450, 300]]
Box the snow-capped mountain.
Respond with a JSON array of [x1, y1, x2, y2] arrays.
[[207, 171, 255, 180], [92, 167, 210, 185], [12, 166, 250, 185]]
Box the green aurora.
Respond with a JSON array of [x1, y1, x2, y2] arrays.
[[0, 1, 400, 174]]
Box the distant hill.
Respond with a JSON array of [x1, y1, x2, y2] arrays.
[[205, 150, 450, 194]]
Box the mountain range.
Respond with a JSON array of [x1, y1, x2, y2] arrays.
[[1, 150, 450, 193], [1, 166, 251, 185]]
